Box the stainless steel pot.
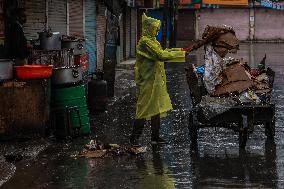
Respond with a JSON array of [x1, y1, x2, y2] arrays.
[[61, 39, 86, 55], [38, 31, 61, 50], [52, 66, 82, 85], [0, 59, 14, 81]]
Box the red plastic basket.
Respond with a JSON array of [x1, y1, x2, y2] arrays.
[[15, 65, 53, 79]]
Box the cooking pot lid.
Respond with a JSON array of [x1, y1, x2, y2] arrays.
[[0, 59, 14, 62], [61, 36, 85, 42], [38, 31, 60, 35]]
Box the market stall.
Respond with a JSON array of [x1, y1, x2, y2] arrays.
[[0, 24, 92, 140]]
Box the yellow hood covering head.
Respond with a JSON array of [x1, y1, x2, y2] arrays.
[[142, 13, 161, 38]]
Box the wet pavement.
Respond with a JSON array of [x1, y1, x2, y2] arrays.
[[1, 43, 284, 188]]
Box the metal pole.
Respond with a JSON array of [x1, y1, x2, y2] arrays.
[[170, 0, 179, 48]]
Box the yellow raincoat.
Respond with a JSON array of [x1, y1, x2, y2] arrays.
[[135, 13, 186, 120]]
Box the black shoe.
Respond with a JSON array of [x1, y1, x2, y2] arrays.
[[151, 137, 168, 145]]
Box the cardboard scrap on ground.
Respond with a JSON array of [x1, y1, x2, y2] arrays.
[[80, 150, 107, 158], [78, 140, 147, 158], [128, 146, 147, 155]]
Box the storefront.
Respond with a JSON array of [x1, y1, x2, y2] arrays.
[[18, 0, 96, 72]]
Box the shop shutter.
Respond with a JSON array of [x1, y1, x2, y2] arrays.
[[85, 0, 97, 73], [125, 7, 131, 59], [119, 13, 124, 61], [48, 0, 67, 35], [255, 9, 284, 41], [137, 9, 144, 43], [96, 0, 106, 70], [198, 9, 249, 41], [69, 0, 83, 37], [130, 8, 137, 58], [23, 0, 46, 40], [177, 9, 195, 41]]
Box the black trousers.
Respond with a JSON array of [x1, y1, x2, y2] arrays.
[[131, 114, 161, 141]]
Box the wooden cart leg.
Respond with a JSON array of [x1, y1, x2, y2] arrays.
[[265, 119, 275, 140], [239, 114, 249, 148], [239, 128, 248, 148], [189, 112, 198, 146], [265, 106, 275, 140]]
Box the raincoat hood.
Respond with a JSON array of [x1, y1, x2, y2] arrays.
[[142, 13, 161, 38]]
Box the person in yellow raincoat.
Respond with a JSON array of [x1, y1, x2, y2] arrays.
[[130, 13, 193, 145]]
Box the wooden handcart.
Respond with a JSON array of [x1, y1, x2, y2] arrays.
[[185, 64, 275, 148]]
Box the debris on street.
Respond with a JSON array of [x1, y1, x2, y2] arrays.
[[78, 140, 147, 158]]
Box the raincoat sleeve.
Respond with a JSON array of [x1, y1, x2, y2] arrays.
[[165, 48, 183, 52], [140, 39, 186, 63]]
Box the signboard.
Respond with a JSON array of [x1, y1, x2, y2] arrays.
[[259, 0, 284, 10], [160, 0, 202, 9], [160, 0, 192, 4], [203, 0, 248, 5]]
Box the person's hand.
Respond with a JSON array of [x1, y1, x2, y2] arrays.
[[182, 41, 204, 52], [182, 43, 199, 52], [182, 46, 194, 52]]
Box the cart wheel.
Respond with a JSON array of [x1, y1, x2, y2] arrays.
[[265, 119, 275, 140], [239, 128, 248, 148], [189, 112, 198, 146]]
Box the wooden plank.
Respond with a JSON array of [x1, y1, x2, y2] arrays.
[[0, 79, 50, 139]]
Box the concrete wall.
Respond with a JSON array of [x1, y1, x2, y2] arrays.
[[196, 9, 250, 41]]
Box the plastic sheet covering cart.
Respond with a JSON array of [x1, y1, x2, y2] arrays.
[[185, 64, 275, 148]]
